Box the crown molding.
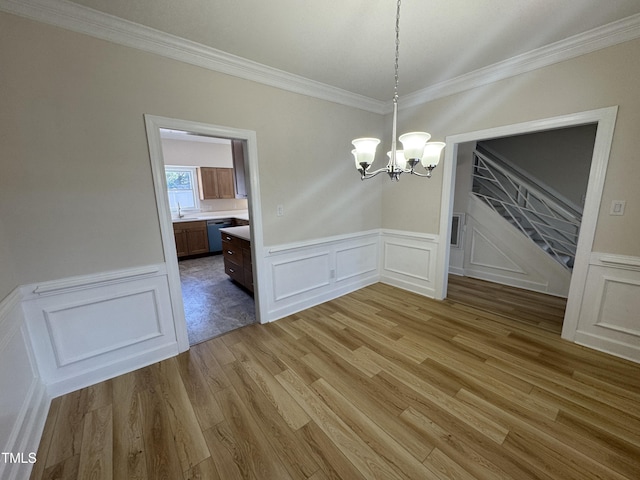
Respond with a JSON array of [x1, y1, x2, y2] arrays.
[[2, 0, 639, 115], [0, 0, 387, 114], [399, 13, 640, 110]]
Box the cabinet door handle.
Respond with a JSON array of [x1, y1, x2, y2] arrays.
[[229, 268, 235, 273], [227, 250, 233, 255], [225, 236, 232, 241]]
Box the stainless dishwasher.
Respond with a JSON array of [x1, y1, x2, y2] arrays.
[[207, 219, 233, 253]]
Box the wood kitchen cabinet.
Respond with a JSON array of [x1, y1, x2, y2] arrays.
[[197, 167, 235, 200], [232, 139, 248, 199], [221, 227, 253, 293], [173, 221, 209, 257]]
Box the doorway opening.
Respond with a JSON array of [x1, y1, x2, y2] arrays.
[[144, 115, 266, 352], [160, 130, 255, 344], [435, 107, 618, 343]]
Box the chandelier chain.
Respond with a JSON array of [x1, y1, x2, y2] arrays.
[[394, 0, 401, 105]]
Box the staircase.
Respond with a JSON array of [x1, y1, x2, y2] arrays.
[[471, 146, 582, 270]]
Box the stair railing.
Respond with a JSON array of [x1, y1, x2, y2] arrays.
[[472, 147, 582, 269]]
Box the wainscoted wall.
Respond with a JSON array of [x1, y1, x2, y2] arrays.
[[21, 264, 179, 398], [572, 252, 640, 363], [379, 229, 440, 297], [260, 229, 442, 323], [262, 230, 381, 322], [0, 289, 48, 480]]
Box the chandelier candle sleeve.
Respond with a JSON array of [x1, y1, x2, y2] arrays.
[[422, 142, 446, 168], [351, 138, 380, 169], [398, 132, 431, 160]]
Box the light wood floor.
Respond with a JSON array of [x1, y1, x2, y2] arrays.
[[30, 281, 640, 480]]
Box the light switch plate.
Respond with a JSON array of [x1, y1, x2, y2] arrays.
[[610, 200, 626, 216]]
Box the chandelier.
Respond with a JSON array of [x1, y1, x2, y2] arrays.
[[351, 0, 445, 181]]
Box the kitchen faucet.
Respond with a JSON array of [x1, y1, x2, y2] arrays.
[[177, 202, 184, 218]]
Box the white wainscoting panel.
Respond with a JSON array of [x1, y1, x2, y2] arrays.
[[21, 264, 179, 397], [272, 253, 331, 301], [264, 231, 380, 322], [380, 230, 439, 297], [573, 253, 640, 363], [0, 288, 49, 480]]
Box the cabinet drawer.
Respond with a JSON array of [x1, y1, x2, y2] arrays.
[[221, 232, 242, 246], [222, 242, 244, 269], [224, 259, 244, 284]]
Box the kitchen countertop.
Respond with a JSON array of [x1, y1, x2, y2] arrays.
[[172, 210, 249, 223], [219, 225, 251, 242]]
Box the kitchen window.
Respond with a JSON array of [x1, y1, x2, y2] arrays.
[[165, 166, 200, 212]]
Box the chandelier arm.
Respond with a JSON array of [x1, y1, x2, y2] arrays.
[[360, 167, 390, 180]]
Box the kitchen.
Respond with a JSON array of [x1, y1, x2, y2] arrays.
[[160, 129, 255, 345]]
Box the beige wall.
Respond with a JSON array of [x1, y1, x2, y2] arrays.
[[383, 37, 640, 257], [0, 12, 383, 292], [0, 217, 16, 299]]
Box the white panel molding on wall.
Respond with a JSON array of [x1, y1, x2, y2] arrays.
[[21, 264, 179, 398], [263, 230, 380, 322], [573, 252, 640, 363], [380, 229, 440, 297], [0, 288, 48, 480]]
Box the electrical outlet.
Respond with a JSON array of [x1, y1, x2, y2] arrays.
[[277, 204, 284, 217], [610, 200, 626, 216]]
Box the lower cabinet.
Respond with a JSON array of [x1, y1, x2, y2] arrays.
[[221, 231, 253, 292], [173, 221, 209, 257]]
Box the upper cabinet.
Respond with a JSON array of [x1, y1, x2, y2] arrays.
[[197, 167, 235, 199], [232, 139, 248, 199]]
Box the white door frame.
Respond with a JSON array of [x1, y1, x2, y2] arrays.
[[144, 114, 265, 352], [434, 106, 618, 342]]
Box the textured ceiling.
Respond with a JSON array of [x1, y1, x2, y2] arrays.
[[66, 0, 640, 101]]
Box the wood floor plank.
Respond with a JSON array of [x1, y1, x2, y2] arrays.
[[111, 370, 148, 480], [31, 279, 640, 480], [361, 345, 510, 444], [138, 386, 185, 480], [457, 387, 640, 480], [176, 350, 225, 430], [302, 352, 432, 461], [295, 421, 367, 480], [222, 359, 319, 479], [311, 377, 437, 479], [44, 389, 86, 468], [424, 447, 478, 480], [41, 455, 80, 480], [213, 385, 294, 479], [77, 405, 113, 480], [154, 358, 210, 472], [229, 340, 311, 430], [276, 368, 404, 480], [183, 457, 221, 480]]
